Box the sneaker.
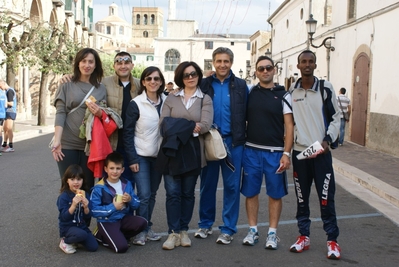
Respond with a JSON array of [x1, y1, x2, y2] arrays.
[[194, 227, 213, 239], [265, 232, 280, 250], [290, 236, 310, 253], [216, 233, 233, 245], [132, 232, 146, 246], [3, 147, 14, 152], [146, 229, 162, 241], [180, 231, 191, 247], [327, 241, 341, 260], [0, 146, 7, 152], [0, 152, 2, 156], [242, 228, 259, 246], [162, 232, 181, 250], [59, 238, 76, 254]]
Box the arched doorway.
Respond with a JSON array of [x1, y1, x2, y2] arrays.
[[351, 52, 370, 146]]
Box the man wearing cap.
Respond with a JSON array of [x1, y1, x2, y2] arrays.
[[164, 81, 174, 95]]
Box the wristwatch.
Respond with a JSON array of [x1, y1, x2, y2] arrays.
[[283, 152, 291, 158]]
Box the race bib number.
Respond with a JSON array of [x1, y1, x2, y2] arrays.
[[297, 141, 324, 160]]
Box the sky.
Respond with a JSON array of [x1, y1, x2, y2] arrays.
[[93, 0, 284, 35]]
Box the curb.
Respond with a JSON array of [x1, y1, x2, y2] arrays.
[[14, 126, 54, 142], [333, 158, 399, 209]]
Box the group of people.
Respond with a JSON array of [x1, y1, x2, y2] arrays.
[[0, 79, 16, 156], [53, 46, 343, 260]]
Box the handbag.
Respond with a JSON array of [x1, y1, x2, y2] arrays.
[[49, 86, 95, 149], [198, 96, 227, 161], [204, 126, 227, 161]]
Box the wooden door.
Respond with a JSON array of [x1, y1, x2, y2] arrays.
[[351, 53, 369, 146]]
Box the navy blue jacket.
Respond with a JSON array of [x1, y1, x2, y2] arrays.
[[200, 73, 247, 147]]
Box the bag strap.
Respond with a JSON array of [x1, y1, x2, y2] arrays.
[[69, 86, 95, 114]]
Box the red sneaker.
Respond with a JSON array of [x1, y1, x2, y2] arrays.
[[290, 235, 310, 253], [327, 241, 341, 260]]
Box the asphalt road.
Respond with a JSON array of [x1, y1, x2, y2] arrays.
[[0, 134, 398, 267]]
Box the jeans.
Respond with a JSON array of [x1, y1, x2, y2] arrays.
[[198, 136, 244, 235], [133, 156, 162, 229], [164, 174, 198, 233], [116, 147, 135, 186], [63, 226, 98, 252], [339, 118, 346, 145]]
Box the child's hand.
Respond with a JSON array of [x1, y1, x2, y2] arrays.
[[113, 198, 125, 210], [72, 195, 83, 205], [122, 192, 132, 203], [81, 197, 89, 208]]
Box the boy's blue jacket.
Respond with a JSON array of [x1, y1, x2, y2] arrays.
[[90, 177, 140, 222], [57, 190, 92, 237]]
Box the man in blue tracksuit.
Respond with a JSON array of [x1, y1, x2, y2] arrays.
[[195, 47, 248, 245], [289, 50, 341, 260]]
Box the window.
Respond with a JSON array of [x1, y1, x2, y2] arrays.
[[143, 31, 148, 38], [136, 14, 140, 25], [144, 15, 148, 25], [151, 15, 155, 25], [119, 26, 124, 35], [106, 26, 111, 34], [132, 55, 136, 60], [204, 59, 212, 71], [300, 8, 303, 20], [165, 49, 181, 72], [205, 41, 213, 50], [348, 0, 356, 20], [147, 56, 154, 61], [247, 42, 250, 50], [231, 42, 234, 46]]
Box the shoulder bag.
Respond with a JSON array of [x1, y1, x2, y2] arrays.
[[199, 96, 227, 161], [49, 86, 95, 149]]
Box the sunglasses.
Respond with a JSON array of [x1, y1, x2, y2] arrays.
[[144, 76, 161, 82], [257, 65, 274, 72], [183, 71, 198, 80], [114, 56, 132, 63]]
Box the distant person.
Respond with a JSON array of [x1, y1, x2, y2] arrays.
[[289, 50, 341, 260], [164, 81, 174, 95], [337, 88, 351, 146], [241, 56, 294, 249], [157, 61, 213, 250], [0, 83, 6, 156], [90, 152, 147, 253], [52, 48, 107, 189], [0, 79, 17, 153], [124, 66, 166, 245], [196, 47, 248, 245], [57, 164, 98, 254]]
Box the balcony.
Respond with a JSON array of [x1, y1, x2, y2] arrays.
[[52, 0, 64, 7]]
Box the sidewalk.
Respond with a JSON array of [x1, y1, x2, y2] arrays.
[[10, 115, 399, 214]]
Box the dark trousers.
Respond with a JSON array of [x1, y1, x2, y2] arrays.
[[64, 226, 98, 252], [96, 215, 147, 253], [292, 150, 339, 241]]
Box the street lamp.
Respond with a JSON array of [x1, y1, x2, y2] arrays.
[[306, 14, 335, 51], [246, 64, 251, 78], [239, 69, 243, 78], [265, 49, 272, 57]]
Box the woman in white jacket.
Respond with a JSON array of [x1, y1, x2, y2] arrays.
[[124, 66, 166, 246]]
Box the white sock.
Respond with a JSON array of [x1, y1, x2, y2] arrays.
[[268, 227, 277, 234], [249, 226, 258, 232]]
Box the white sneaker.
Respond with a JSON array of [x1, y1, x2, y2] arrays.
[[242, 228, 259, 246], [194, 228, 213, 239], [3, 147, 14, 152], [265, 232, 280, 249], [180, 231, 191, 247], [162, 232, 181, 250], [216, 233, 233, 245], [59, 238, 76, 254], [327, 241, 341, 260]]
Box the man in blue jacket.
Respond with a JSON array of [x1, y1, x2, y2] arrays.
[[195, 47, 248, 245]]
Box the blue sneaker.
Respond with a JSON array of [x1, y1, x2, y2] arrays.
[[242, 228, 259, 246]]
